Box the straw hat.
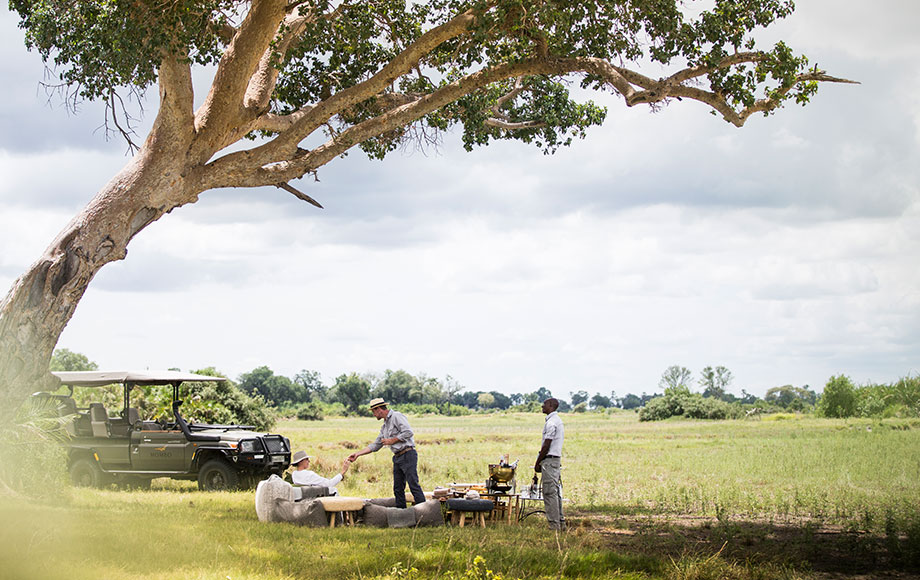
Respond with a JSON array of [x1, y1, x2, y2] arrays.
[[369, 397, 388, 409]]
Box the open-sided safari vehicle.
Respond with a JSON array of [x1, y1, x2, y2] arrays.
[[42, 370, 291, 490]]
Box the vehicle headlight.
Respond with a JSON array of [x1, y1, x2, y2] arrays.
[[239, 439, 261, 453]]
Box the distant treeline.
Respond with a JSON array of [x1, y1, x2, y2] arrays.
[[49, 350, 918, 425]]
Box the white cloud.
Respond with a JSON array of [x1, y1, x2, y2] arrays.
[[3, 3, 919, 400], [779, 0, 920, 61]]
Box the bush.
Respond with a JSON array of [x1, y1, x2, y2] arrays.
[[682, 395, 740, 420], [818, 375, 857, 418], [397, 403, 442, 416], [640, 391, 742, 421], [856, 385, 890, 418], [295, 402, 324, 421], [0, 398, 70, 497], [509, 401, 542, 413], [890, 375, 920, 416], [439, 404, 472, 417], [639, 394, 686, 421]]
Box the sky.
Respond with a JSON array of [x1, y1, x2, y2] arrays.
[[1, 2, 918, 400]]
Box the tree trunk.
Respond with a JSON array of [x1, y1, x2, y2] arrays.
[[0, 146, 194, 421]]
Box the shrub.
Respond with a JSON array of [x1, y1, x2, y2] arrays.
[[818, 375, 857, 418], [640, 391, 743, 421], [397, 403, 443, 416], [439, 403, 472, 417], [682, 395, 740, 420], [295, 402, 324, 421], [639, 394, 685, 421], [0, 398, 70, 497], [891, 375, 920, 416], [856, 384, 890, 418]]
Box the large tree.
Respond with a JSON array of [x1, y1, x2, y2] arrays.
[[699, 364, 734, 400], [659, 365, 692, 393], [0, 0, 852, 416]]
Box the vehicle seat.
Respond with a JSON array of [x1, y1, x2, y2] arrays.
[[57, 397, 77, 416], [89, 403, 110, 438], [71, 412, 92, 437], [126, 407, 140, 427]]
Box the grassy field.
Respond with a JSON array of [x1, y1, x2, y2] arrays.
[[2, 411, 920, 579]]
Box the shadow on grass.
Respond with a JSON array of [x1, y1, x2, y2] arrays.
[[570, 508, 920, 578], [4, 493, 920, 580]]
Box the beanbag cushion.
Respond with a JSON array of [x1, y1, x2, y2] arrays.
[[387, 506, 417, 528], [367, 497, 397, 507], [413, 499, 445, 527], [254, 475, 329, 527], [362, 502, 389, 527]]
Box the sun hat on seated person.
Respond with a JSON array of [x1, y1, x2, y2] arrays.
[[369, 398, 388, 409], [291, 450, 311, 465]]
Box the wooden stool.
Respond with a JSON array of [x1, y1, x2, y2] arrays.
[[486, 494, 517, 524], [446, 498, 494, 528], [317, 496, 365, 527]]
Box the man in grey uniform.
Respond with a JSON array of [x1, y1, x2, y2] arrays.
[[348, 398, 426, 508], [534, 397, 565, 530]]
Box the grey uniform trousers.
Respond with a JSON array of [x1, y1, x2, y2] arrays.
[[540, 456, 564, 530]]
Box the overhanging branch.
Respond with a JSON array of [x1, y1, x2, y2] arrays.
[[275, 182, 324, 208], [198, 53, 857, 190]]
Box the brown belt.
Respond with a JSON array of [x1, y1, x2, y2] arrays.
[[393, 446, 415, 457]]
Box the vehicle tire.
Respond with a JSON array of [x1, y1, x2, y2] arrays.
[[197, 459, 240, 491], [70, 458, 105, 488], [238, 473, 259, 490]]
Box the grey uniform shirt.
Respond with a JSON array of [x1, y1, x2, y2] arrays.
[[368, 409, 416, 454], [542, 411, 564, 457]]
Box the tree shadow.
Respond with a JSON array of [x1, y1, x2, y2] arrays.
[[574, 511, 920, 578]]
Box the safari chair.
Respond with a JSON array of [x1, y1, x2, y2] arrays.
[[88, 403, 110, 437]]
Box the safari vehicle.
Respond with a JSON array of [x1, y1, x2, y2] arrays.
[[44, 370, 291, 490]]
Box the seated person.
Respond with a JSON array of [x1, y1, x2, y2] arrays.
[[290, 450, 351, 495]]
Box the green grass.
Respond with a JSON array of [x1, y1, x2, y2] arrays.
[[2, 411, 919, 579], [287, 412, 920, 529]]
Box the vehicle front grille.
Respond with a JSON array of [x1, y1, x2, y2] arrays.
[[263, 436, 287, 454]]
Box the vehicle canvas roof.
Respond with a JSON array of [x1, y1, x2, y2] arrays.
[[51, 370, 226, 387]]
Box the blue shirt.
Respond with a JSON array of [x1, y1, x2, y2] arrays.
[[368, 409, 416, 454]]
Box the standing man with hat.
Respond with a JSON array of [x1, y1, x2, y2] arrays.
[[534, 397, 565, 531], [290, 450, 351, 495], [348, 398, 426, 508]]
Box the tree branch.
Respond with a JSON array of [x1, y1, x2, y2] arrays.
[[483, 118, 546, 131], [275, 182, 323, 208], [254, 7, 479, 160], [197, 53, 857, 189], [243, 5, 326, 112], [146, 54, 196, 151], [192, 0, 289, 160], [249, 107, 316, 132], [570, 56, 858, 127]]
